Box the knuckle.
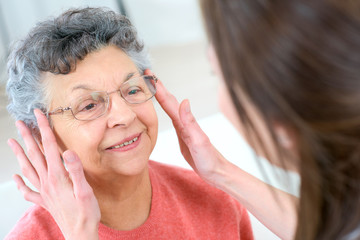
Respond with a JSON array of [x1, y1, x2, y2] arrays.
[[189, 116, 197, 124], [48, 176, 59, 188], [69, 164, 84, 177], [40, 182, 49, 194], [20, 166, 30, 178], [180, 131, 192, 145], [22, 189, 32, 201], [39, 176, 47, 186], [192, 136, 210, 149], [14, 145, 25, 156], [77, 188, 93, 201], [41, 129, 56, 142], [43, 137, 57, 148], [26, 148, 38, 160]]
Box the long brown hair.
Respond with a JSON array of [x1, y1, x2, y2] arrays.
[[200, 0, 360, 239]]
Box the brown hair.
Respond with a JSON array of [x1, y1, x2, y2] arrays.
[[200, 0, 360, 239]]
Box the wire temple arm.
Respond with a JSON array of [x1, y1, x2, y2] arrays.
[[145, 75, 158, 82], [47, 107, 71, 116]]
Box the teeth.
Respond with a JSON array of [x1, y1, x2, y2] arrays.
[[110, 136, 138, 149]]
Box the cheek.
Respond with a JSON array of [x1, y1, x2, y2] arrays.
[[135, 102, 158, 147], [52, 119, 77, 153], [53, 119, 104, 157], [208, 44, 222, 78]]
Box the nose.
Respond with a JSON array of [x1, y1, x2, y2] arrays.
[[106, 91, 136, 128]]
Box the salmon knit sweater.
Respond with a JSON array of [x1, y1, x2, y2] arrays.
[[6, 161, 253, 240]]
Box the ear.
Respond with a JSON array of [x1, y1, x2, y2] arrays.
[[274, 125, 294, 150], [143, 68, 152, 75]]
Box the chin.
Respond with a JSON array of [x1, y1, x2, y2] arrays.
[[111, 157, 149, 177]]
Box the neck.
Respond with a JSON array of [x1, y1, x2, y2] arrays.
[[85, 167, 152, 231]]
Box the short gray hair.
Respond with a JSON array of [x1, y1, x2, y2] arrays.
[[6, 7, 151, 135]]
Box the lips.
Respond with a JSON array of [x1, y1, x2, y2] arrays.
[[106, 133, 142, 150]]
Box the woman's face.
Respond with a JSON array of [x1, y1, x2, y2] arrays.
[[44, 45, 158, 179], [208, 44, 298, 171], [207, 44, 244, 134]]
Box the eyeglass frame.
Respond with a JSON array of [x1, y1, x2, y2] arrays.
[[47, 74, 158, 121]]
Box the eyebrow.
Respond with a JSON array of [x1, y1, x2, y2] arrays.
[[71, 72, 137, 92], [126, 72, 136, 81]]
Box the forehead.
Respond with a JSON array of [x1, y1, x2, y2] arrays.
[[43, 45, 139, 105]]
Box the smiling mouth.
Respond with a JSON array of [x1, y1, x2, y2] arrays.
[[108, 136, 139, 150]]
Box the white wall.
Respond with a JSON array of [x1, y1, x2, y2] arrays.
[[0, 0, 206, 84], [123, 0, 206, 47], [0, 0, 205, 51], [0, 0, 120, 85], [0, 0, 119, 42]]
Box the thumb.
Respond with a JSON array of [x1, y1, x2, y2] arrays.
[[179, 100, 211, 148], [63, 150, 93, 199]]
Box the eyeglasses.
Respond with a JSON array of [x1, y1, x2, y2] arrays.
[[48, 75, 158, 121]]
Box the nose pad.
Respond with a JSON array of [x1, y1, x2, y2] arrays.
[[106, 91, 136, 128]]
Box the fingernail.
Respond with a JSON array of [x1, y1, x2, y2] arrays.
[[34, 109, 40, 116], [34, 108, 46, 117], [15, 120, 21, 128], [185, 100, 191, 113]]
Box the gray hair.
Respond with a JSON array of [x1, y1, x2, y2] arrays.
[[6, 7, 151, 135]]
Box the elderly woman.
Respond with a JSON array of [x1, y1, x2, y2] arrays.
[[5, 7, 253, 240]]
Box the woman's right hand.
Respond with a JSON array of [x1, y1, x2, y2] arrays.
[[8, 109, 100, 240]]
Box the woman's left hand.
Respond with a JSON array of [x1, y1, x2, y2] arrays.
[[153, 73, 297, 240], [8, 109, 100, 240], [151, 71, 228, 186]]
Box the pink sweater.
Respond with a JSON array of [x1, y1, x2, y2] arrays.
[[6, 161, 253, 239]]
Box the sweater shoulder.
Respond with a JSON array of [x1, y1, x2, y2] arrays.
[[5, 205, 63, 240]]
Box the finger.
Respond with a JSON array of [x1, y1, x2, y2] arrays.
[[179, 100, 212, 149], [34, 109, 67, 177], [178, 100, 223, 176], [8, 138, 41, 190], [155, 80, 183, 127], [63, 151, 94, 201], [13, 174, 45, 208], [153, 79, 197, 167], [155, 80, 188, 149], [15, 120, 48, 178], [143, 69, 152, 75]]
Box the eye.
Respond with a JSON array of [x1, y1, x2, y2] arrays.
[[83, 103, 96, 111], [77, 101, 98, 112], [127, 87, 142, 95], [75, 93, 105, 114]]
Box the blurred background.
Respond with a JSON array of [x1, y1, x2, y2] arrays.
[[0, 0, 298, 239]]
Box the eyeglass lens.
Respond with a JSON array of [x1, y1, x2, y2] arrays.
[[71, 76, 156, 120]]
